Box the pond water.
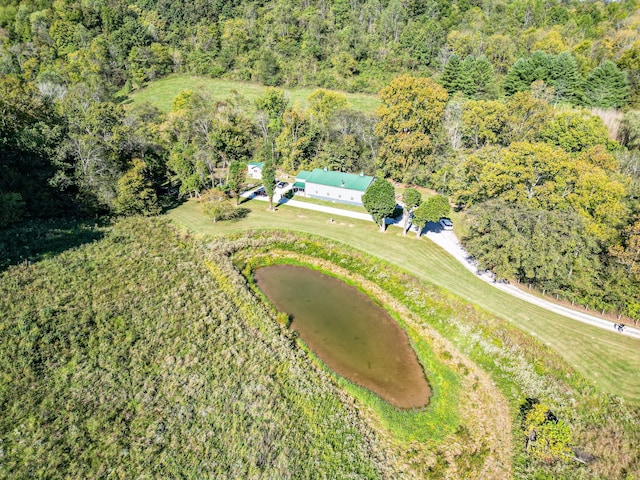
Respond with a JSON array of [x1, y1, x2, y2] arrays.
[[254, 264, 430, 409]]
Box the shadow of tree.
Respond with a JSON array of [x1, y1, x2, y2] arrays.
[[0, 217, 111, 272]]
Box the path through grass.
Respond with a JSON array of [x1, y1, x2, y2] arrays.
[[127, 75, 380, 113], [168, 199, 640, 403]]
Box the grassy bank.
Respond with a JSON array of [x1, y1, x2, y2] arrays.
[[127, 75, 380, 113], [224, 231, 640, 478], [0, 218, 393, 478], [168, 198, 640, 403]]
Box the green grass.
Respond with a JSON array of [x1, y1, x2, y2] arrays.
[[127, 75, 380, 113], [168, 198, 640, 403], [0, 218, 391, 479], [287, 194, 369, 213]]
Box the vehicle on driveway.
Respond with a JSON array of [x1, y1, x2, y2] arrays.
[[276, 181, 289, 189], [254, 187, 267, 196], [439, 218, 453, 230]]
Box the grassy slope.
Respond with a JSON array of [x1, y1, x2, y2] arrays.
[[0, 218, 390, 478], [168, 199, 640, 403], [127, 75, 381, 113]]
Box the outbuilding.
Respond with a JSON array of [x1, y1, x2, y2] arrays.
[[247, 161, 264, 179], [294, 168, 374, 206]]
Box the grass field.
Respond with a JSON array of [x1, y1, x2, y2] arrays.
[[127, 75, 380, 113], [168, 198, 640, 403]]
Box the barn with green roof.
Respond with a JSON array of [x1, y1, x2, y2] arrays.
[[294, 168, 374, 206]]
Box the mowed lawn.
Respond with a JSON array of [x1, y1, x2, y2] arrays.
[[168, 198, 640, 403], [127, 75, 380, 113]]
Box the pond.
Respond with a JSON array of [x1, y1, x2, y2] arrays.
[[254, 264, 430, 409]]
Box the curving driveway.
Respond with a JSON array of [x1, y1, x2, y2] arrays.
[[245, 187, 640, 340]]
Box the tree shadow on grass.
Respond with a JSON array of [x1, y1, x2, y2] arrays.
[[0, 217, 111, 273]]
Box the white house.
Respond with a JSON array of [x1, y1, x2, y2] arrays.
[[294, 169, 374, 206], [247, 161, 264, 179]]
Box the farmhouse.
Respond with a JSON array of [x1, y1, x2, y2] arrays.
[[294, 168, 374, 206], [247, 161, 264, 179]]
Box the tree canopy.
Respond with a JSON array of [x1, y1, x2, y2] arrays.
[[362, 178, 396, 231]]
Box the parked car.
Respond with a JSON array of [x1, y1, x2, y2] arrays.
[[254, 187, 267, 196], [439, 218, 453, 230], [276, 181, 289, 189]]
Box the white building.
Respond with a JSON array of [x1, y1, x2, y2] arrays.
[[247, 161, 264, 179], [293, 169, 375, 206]]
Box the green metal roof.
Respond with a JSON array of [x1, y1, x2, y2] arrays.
[[293, 181, 306, 189], [248, 161, 264, 168], [295, 170, 312, 181], [304, 169, 374, 192]]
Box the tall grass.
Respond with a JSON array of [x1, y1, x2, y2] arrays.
[[0, 218, 392, 479]]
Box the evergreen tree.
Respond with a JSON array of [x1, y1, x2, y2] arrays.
[[584, 61, 629, 109], [503, 52, 552, 96], [459, 56, 477, 97], [441, 54, 462, 95], [549, 52, 583, 105], [473, 56, 498, 100], [503, 57, 534, 95]]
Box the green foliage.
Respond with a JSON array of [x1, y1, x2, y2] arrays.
[[442, 55, 497, 100], [525, 404, 573, 464], [503, 52, 553, 96], [261, 158, 276, 210], [362, 178, 396, 230], [201, 189, 243, 223], [463, 200, 599, 289], [441, 54, 462, 95], [412, 195, 450, 236], [0, 192, 25, 227], [255, 49, 282, 86], [114, 159, 160, 216], [462, 99, 508, 148], [584, 61, 630, 109], [307, 89, 348, 127], [402, 187, 422, 234], [375, 74, 448, 182], [538, 111, 614, 153], [227, 160, 246, 205]]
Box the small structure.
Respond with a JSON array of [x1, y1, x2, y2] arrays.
[[293, 168, 374, 206], [292, 170, 312, 194], [247, 161, 264, 179]]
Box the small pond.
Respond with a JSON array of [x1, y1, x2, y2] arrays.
[[254, 264, 430, 409]]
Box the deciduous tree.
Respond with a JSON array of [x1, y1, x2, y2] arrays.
[[362, 178, 396, 232], [402, 187, 421, 235], [412, 195, 450, 238], [375, 75, 448, 182], [262, 158, 276, 210]]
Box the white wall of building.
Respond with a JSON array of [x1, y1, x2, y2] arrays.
[[247, 166, 262, 179], [304, 182, 368, 205]]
